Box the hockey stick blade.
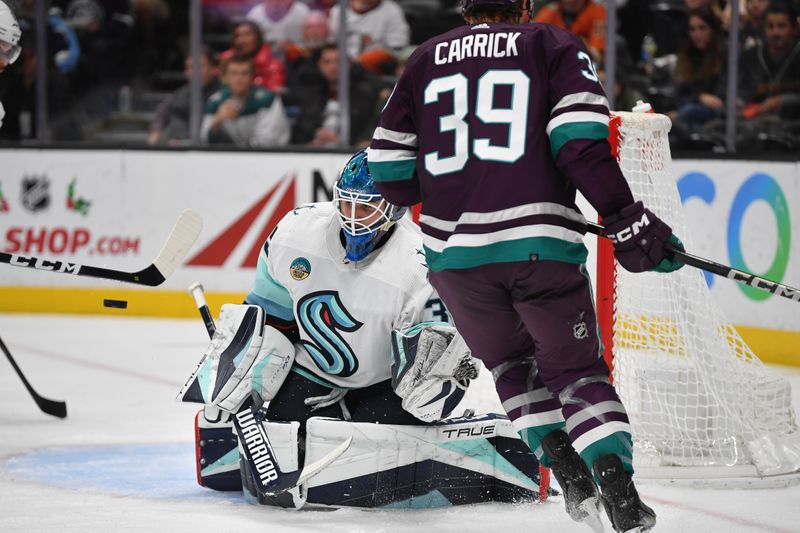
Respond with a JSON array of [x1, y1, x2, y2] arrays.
[[0, 336, 67, 418], [256, 435, 353, 497], [0, 209, 203, 287], [280, 435, 353, 493], [585, 221, 800, 303]]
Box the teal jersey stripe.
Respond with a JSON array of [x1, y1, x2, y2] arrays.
[[401, 321, 451, 337], [245, 292, 294, 322], [247, 256, 294, 321], [519, 423, 567, 468], [549, 121, 610, 158], [579, 432, 634, 480], [368, 159, 417, 182], [423, 236, 588, 272]]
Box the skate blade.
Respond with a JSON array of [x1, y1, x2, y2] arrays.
[[578, 497, 604, 533]]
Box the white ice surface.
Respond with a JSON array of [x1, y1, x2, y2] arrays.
[[1, 313, 800, 533]]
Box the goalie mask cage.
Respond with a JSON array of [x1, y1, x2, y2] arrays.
[[597, 111, 800, 487]]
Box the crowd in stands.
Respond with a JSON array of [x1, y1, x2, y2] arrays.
[[0, 0, 799, 152]]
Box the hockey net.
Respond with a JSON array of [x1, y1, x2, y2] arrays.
[[599, 111, 800, 487]]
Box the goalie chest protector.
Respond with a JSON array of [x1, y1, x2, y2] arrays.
[[256, 204, 444, 389]]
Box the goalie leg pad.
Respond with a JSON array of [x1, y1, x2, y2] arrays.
[[195, 406, 242, 491], [303, 414, 541, 508], [177, 304, 296, 412]]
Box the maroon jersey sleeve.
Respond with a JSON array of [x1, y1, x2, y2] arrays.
[[543, 30, 634, 216], [366, 64, 422, 207]]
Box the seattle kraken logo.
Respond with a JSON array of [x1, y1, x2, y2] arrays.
[[297, 291, 362, 377]]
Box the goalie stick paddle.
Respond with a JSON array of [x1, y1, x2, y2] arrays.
[[585, 221, 800, 303], [234, 402, 353, 498], [0, 335, 67, 418], [0, 209, 203, 287]]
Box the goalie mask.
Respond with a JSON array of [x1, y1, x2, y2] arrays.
[[0, 0, 21, 66], [333, 150, 406, 262]]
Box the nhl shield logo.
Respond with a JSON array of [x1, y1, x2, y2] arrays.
[[573, 321, 589, 340], [289, 257, 311, 281], [573, 312, 589, 340], [21, 175, 50, 213]]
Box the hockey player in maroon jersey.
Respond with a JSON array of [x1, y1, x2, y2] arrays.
[[367, 0, 684, 530]]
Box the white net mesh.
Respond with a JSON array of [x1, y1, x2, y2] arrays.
[[609, 111, 800, 482]]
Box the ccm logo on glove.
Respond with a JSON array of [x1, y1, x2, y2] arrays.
[[603, 201, 684, 273], [607, 212, 651, 244]]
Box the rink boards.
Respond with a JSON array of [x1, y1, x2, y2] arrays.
[[0, 148, 798, 363]]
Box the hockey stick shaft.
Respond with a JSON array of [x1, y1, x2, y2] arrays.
[[0, 209, 203, 287], [188, 282, 216, 338], [0, 335, 67, 418], [585, 221, 800, 303]]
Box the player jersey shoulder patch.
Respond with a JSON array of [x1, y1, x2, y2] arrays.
[[289, 257, 311, 281]]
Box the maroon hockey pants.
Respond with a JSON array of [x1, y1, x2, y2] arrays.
[[429, 259, 632, 469]]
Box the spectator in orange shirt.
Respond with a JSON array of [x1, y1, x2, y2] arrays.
[[535, 0, 606, 62], [219, 21, 287, 93]]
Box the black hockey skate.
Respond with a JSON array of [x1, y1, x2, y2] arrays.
[[593, 454, 656, 533], [541, 430, 601, 527]]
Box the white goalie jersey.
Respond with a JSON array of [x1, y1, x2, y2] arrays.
[[245, 203, 449, 389]]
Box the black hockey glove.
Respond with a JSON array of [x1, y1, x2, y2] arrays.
[[603, 201, 684, 273]]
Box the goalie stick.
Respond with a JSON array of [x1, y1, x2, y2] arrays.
[[0, 335, 67, 418], [234, 401, 352, 501], [188, 282, 216, 337], [0, 209, 203, 287], [585, 221, 800, 303]]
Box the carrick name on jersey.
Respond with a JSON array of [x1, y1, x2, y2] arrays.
[[434, 31, 521, 65]]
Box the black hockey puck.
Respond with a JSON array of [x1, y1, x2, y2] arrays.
[[103, 299, 128, 309]]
